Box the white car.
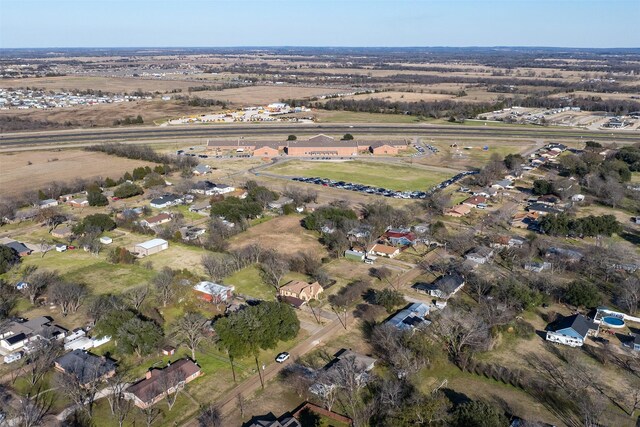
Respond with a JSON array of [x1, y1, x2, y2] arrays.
[[275, 352, 290, 363]]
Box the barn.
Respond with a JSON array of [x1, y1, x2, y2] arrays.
[[134, 239, 169, 257]]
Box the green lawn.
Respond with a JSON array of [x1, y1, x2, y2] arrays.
[[266, 160, 453, 191], [224, 265, 275, 301]]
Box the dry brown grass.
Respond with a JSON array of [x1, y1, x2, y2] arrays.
[[211, 85, 336, 105], [0, 149, 155, 196], [0, 99, 215, 127], [228, 214, 326, 257]]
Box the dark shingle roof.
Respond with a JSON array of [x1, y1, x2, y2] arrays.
[[552, 314, 597, 338], [126, 359, 200, 404], [432, 273, 465, 294], [55, 350, 116, 384]]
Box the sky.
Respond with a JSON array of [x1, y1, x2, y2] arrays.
[[1, 0, 639, 49]]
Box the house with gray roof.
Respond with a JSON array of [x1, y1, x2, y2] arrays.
[[465, 246, 494, 264], [413, 273, 465, 300], [546, 314, 598, 347], [54, 349, 116, 385], [386, 303, 431, 331]]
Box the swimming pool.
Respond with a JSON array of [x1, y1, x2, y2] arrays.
[[602, 316, 625, 328]]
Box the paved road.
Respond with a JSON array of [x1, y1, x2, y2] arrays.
[[1, 123, 639, 147]]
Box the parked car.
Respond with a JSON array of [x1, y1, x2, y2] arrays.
[[275, 352, 290, 363]]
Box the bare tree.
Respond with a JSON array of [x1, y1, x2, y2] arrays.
[[21, 269, 60, 305], [123, 285, 149, 311], [139, 406, 162, 427], [197, 404, 222, 427], [617, 276, 640, 315], [201, 254, 232, 281], [55, 368, 100, 417], [153, 267, 176, 307], [158, 369, 185, 411], [260, 251, 290, 291], [48, 282, 88, 316], [23, 340, 64, 387], [432, 307, 490, 368], [172, 312, 209, 360], [13, 389, 52, 427]]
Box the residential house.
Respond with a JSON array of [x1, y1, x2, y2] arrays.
[[491, 179, 513, 190], [245, 413, 301, 427], [465, 247, 494, 264], [348, 226, 372, 239], [5, 240, 32, 256], [546, 314, 598, 347], [100, 236, 113, 245], [310, 349, 377, 398], [67, 198, 89, 208], [537, 195, 559, 205], [511, 211, 539, 229], [192, 164, 211, 175], [367, 243, 400, 258], [527, 203, 562, 216], [524, 262, 552, 273], [473, 188, 498, 198], [54, 350, 116, 385], [383, 230, 417, 246], [140, 213, 172, 228], [279, 280, 323, 304], [546, 247, 583, 263], [180, 226, 206, 241], [193, 281, 234, 304], [632, 335, 640, 352], [189, 200, 211, 214], [462, 196, 487, 208], [0, 316, 67, 352], [413, 273, 465, 300], [490, 235, 526, 249], [268, 197, 294, 209], [149, 194, 182, 209], [117, 207, 143, 220], [124, 359, 202, 409], [386, 303, 431, 331], [39, 199, 59, 209], [445, 204, 471, 217], [51, 226, 73, 239], [134, 239, 169, 257], [191, 181, 235, 196]]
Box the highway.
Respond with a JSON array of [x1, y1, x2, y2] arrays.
[[1, 123, 639, 147]]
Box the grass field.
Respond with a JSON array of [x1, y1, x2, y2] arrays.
[[224, 265, 275, 300], [266, 160, 453, 191], [0, 149, 156, 196], [228, 214, 326, 257], [314, 110, 425, 123]]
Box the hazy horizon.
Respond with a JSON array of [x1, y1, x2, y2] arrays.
[[1, 0, 639, 49]]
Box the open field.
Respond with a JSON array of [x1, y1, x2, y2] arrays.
[[337, 90, 456, 102], [313, 110, 424, 123], [265, 160, 455, 191], [203, 85, 337, 105], [0, 76, 198, 93], [228, 214, 326, 257], [0, 99, 217, 128], [0, 149, 156, 196]]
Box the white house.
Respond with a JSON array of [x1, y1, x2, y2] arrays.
[[39, 199, 59, 209], [546, 314, 598, 347], [149, 194, 182, 209]]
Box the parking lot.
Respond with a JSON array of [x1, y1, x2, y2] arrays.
[[289, 170, 478, 199]]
